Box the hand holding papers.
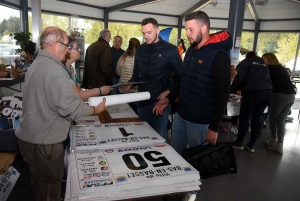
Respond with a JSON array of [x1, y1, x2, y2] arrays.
[[88, 92, 150, 106], [110, 82, 145, 89]]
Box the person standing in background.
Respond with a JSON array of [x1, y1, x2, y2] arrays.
[[262, 53, 295, 154], [231, 52, 272, 153], [112, 36, 125, 86], [81, 29, 113, 89], [177, 39, 186, 60], [64, 36, 113, 101]]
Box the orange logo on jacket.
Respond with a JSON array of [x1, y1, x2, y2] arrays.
[[198, 60, 203, 64]]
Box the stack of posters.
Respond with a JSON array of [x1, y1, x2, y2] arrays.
[[0, 166, 20, 201], [70, 122, 165, 150], [65, 143, 200, 201]]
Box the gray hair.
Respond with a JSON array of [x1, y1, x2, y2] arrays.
[[99, 29, 110, 40], [40, 26, 66, 50]]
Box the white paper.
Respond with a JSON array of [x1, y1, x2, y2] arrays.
[[76, 116, 101, 126], [70, 122, 165, 150], [0, 166, 20, 201], [88, 92, 150, 106], [107, 104, 138, 119], [227, 102, 241, 116]]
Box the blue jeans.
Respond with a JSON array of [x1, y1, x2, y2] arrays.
[[171, 113, 208, 155], [137, 102, 171, 139]]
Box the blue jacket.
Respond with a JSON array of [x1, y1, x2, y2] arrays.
[[177, 31, 232, 125], [129, 37, 183, 104]]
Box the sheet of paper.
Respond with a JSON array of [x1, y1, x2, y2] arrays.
[[88, 92, 150, 106], [107, 104, 138, 119]]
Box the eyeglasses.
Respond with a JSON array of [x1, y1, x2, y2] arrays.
[[69, 47, 81, 52], [56, 41, 72, 50]]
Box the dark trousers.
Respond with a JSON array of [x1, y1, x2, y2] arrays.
[[235, 89, 272, 146], [18, 140, 64, 201]]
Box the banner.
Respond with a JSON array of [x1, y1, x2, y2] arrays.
[[158, 28, 173, 42]]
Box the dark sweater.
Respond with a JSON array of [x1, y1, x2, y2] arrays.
[[231, 57, 273, 94], [129, 37, 183, 104], [167, 31, 232, 132], [111, 47, 125, 78], [268, 64, 296, 94]]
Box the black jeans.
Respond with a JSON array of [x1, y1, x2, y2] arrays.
[[235, 89, 272, 146]]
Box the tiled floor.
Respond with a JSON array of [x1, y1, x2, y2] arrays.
[[7, 110, 300, 201]]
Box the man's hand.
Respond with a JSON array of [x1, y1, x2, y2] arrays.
[[205, 129, 218, 145], [100, 86, 114, 95], [119, 85, 132, 92], [95, 97, 108, 114], [152, 98, 169, 115], [157, 90, 170, 100]]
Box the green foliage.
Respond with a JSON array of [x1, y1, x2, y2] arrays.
[[276, 33, 298, 64], [9, 32, 32, 53], [84, 20, 103, 44], [241, 32, 254, 51], [0, 16, 21, 37], [109, 22, 142, 49]]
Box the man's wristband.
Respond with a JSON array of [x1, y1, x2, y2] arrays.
[[99, 87, 102, 96], [92, 107, 96, 115]]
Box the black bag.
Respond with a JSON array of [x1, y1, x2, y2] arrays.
[[182, 141, 237, 179]]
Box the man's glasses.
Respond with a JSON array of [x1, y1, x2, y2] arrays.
[[56, 41, 72, 50]]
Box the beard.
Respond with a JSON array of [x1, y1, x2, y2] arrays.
[[189, 31, 202, 47]]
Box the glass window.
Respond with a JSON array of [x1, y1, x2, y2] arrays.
[[257, 33, 299, 67], [108, 22, 142, 50], [0, 5, 21, 65], [70, 17, 104, 53]]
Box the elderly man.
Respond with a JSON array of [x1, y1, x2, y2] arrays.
[[15, 26, 107, 201], [81, 29, 113, 89]]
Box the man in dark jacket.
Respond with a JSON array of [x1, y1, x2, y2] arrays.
[[122, 18, 183, 139], [153, 11, 232, 155], [81, 29, 113, 89], [231, 52, 272, 153], [111, 36, 125, 85]]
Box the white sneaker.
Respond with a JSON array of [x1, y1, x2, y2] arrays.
[[231, 127, 238, 135]]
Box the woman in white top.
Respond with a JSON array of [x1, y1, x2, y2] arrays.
[[115, 37, 140, 93]]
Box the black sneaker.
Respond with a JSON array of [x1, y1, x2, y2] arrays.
[[232, 141, 243, 150], [245, 144, 255, 153]]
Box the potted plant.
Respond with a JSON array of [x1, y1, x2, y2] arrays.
[[9, 32, 32, 54], [0, 63, 8, 78]]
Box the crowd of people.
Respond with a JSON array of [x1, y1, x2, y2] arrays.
[[14, 9, 297, 201]]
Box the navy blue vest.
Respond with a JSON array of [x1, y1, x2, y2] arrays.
[[177, 44, 225, 124]]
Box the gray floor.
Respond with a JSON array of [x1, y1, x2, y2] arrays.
[[7, 111, 300, 201]]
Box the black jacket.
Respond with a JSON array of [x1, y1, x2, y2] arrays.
[[129, 37, 183, 104], [268, 64, 295, 94], [231, 57, 273, 94]]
